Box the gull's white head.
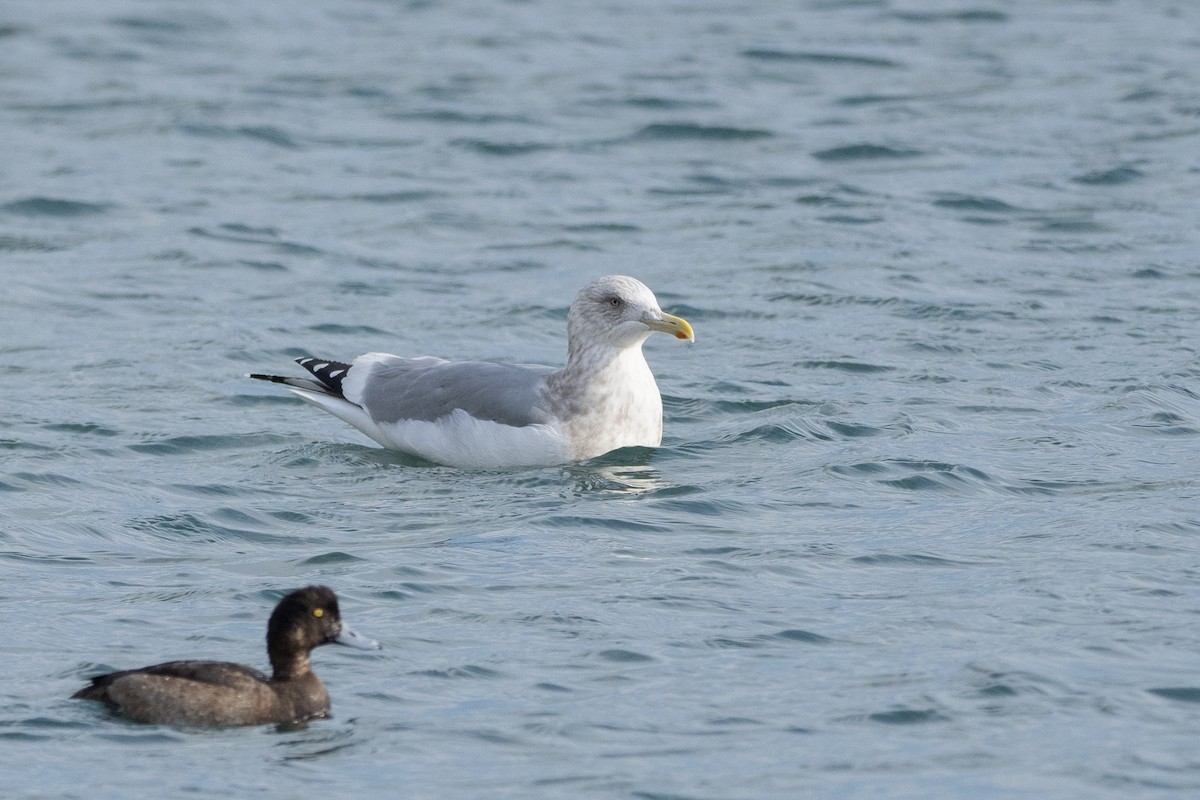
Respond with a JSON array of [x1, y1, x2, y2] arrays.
[[567, 275, 695, 356]]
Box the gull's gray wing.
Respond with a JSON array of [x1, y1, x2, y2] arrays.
[[344, 354, 556, 428]]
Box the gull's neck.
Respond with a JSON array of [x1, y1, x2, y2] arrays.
[[545, 336, 663, 459], [557, 335, 650, 389]]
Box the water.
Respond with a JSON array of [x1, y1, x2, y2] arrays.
[[3, 0, 1200, 796]]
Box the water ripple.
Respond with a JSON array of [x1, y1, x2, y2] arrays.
[[2, 197, 113, 217], [741, 49, 901, 69], [812, 144, 923, 161], [1148, 688, 1200, 704], [633, 123, 773, 141], [830, 460, 995, 494]]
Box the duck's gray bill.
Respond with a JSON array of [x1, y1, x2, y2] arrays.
[[335, 624, 381, 650]]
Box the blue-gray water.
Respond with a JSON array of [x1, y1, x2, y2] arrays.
[[3, 0, 1200, 797]]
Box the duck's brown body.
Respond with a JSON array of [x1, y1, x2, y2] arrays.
[[73, 660, 331, 726]]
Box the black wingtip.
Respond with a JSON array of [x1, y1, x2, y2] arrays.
[[248, 373, 291, 384], [294, 357, 352, 396]]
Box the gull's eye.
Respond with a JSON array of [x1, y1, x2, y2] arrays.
[[608, 296, 622, 308], [313, 608, 324, 618]]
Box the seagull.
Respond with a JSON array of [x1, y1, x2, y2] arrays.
[[250, 275, 695, 468]]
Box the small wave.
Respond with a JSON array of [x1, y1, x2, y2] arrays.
[[767, 292, 1002, 323], [707, 420, 818, 446], [825, 420, 887, 438], [127, 511, 283, 545], [178, 123, 300, 149], [766, 629, 833, 645], [1034, 216, 1108, 233], [684, 546, 742, 557], [484, 238, 602, 253], [837, 93, 920, 106], [1131, 267, 1168, 280], [1139, 520, 1200, 535], [795, 193, 858, 208], [850, 553, 975, 567], [1073, 165, 1143, 186], [741, 49, 900, 69], [932, 193, 1020, 213], [633, 123, 773, 141], [415, 665, 505, 680], [7, 472, 84, 489], [1132, 411, 1199, 436], [452, 139, 553, 156], [653, 495, 749, 518], [350, 190, 441, 204], [299, 551, 365, 566], [595, 648, 654, 663], [890, 10, 1007, 23], [111, 12, 228, 36], [391, 109, 530, 125], [188, 225, 323, 256], [830, 459, 995, 493], [128, 432, 291, 455], [167, 482, 254, 498], [676, 398, 893, 449], [0, 717, 92, 742], [235, 259, 288, 271], [909, 341, 965, 354], [0, 235, 62, 252], [0, 437, 50, 452], [543, 514, 670, 534], [706, 637, 764, 650], [768, 293, 993, 321], [709, 398, 813, 414], [813, 144, 922, 161], [868, 708, 947, 725], [802, 359, 895, 374], [648, 173, 743, 196], [43, 422, 122, 437], [562, 222, 642, 233], [1148, 687, 1200, 703], [306, 323, 392, 336], [818, 213, 882, 225], [613, 96, 717, 110], [1, 197, 112, 217]]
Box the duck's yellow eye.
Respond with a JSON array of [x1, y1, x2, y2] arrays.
[[313, 608, 324, 618]]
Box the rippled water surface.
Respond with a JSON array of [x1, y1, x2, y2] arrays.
[[4, 0, 1200, 797]]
